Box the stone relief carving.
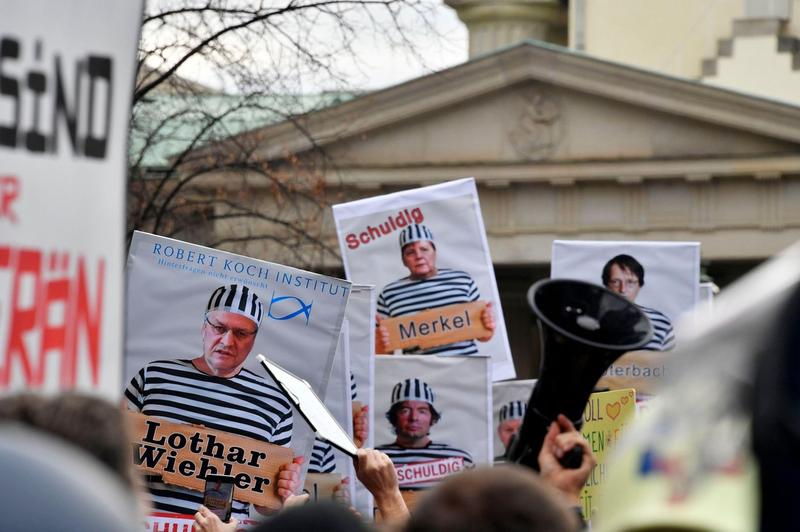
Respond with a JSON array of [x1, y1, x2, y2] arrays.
[[508, 87, 562, 161]]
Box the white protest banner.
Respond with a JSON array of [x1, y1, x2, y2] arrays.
[[0, 0, 142, 397], [551, 241, 700, 395], [374, 355, 492, 494], [305, 320, 355, 501], [345, 285, 377, 517], [491, 379, 536, 461], [124, 231, 351, 507], [333, 178, 515, 381]]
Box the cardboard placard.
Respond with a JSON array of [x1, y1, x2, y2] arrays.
[[128, 413, 292, 510], [378, 301, 491, 352], [303, 473, 343, 501], [580, 389, 637, 523], [596, 350, 670, 396]]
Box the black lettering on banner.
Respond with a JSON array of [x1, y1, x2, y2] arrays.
[[0, 35, 113, 158]]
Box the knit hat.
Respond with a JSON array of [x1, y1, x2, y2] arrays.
[[391, 378, 435, 406], [399, 224, 434, 249], [206, 284, 264, 328], [499, 400, 527, 423]]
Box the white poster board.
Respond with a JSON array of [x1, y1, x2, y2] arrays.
[[346, 285, 377, 517], [374, 355, 492, 490], [333, 178, 515, 381], [0, 0, 142, 397], [124, 231, 351, 498], [491, 379, 536, 460], [551, 240, 700, 395]]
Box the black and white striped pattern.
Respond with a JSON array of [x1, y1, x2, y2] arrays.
[[639, 305, 676, 351], [375, 442, 474, 489], [499, 400, 526, 423], [308, 439, 336, 474], [391, 378, 434, 406], [125, 359, 292, 519], [398, 224, 434, 248], [377, 268, 480, 356], [206, 284, 263, 327], [350, 371, 357, 401]]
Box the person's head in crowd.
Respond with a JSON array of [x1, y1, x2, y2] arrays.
[[399, 224, 438, 280], [386, 378, 440, 447], [251, 500, 370, 532], [404, 465, 577, 532], [199, 283, 263, 378], [0, 425, 141, 532], [497, 400, 527, 451], [602, 254, 645, 302], [0, 392, 136, 490]]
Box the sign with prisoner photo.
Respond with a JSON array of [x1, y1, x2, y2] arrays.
[[332, 178, 515, 381]]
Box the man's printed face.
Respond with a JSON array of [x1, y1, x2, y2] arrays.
[[401, 241, 437, 280], [497, 419, 522, 449], [395, 400, 433, 440], [606, 263, 641, 301], [201, 310, 258, 376]]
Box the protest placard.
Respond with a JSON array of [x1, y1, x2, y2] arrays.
[[1, 0, 142, 397], [129, 413, 292, 510], [333, 178, 515, 381], [551, 241, 700, 394]]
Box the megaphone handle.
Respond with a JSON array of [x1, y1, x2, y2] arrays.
[[558, 445, 584, 469]]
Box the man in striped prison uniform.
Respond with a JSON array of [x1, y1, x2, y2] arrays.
[[602, 254, 676, 351], [376, 223, 495, 356], [125, 284, 301, 521], [376, 378, 473, 490], [494, 400, 527, 463]]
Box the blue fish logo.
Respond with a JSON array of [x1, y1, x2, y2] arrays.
[[268, 294, 313, 324]]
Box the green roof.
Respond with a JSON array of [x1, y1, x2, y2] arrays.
[[129, 92, 357, 169]]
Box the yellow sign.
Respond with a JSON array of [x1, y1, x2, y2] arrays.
[[378, 301, 491, 352], [580, 388, 637, 523], [127, 412, 293, 510]]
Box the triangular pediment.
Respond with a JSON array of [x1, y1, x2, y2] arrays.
[[202, 41, 800, 168]]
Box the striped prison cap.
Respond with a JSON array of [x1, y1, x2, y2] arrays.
[[391, 378, 435, 406], [499, 400, 527, 423], [206, 284, 264, 328], [399, 224, 434, 249]]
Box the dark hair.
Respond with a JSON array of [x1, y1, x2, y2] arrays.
[[0, 393, 135, 489], [601, 254, 645, 287], [386, 401, 441, 428], [404, 466, 577, 532]]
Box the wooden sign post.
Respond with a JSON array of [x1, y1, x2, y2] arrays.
[[127, 412, 293, 511], [378, 301, 491, 352]]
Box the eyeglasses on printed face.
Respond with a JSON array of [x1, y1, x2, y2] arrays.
[[607, 279, 641, 290], [204, 316, 257, 341]]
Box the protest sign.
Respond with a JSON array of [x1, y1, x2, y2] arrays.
[[580, 389, 637, 523], [551, 241, 699, 394], [333, 178, 515, 381], [374, 355, 492, 490], [125, 231, 351, 510], [491, 379, 536, 461], [345, 285, 377, 516], [303, 473, 344, 502], [129, 413, 292, 510], [0, 0, 142, 396]]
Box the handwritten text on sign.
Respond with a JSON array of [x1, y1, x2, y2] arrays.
[[579, 389, 636, 523], [128, 413, 293, 510], [380, 302, 490, 352]]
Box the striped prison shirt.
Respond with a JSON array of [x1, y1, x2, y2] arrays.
[[639, 305, 676, 351], [377, 268, 481, 356], [375, 441, 474, 489], [125, 359, 293, 520]]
